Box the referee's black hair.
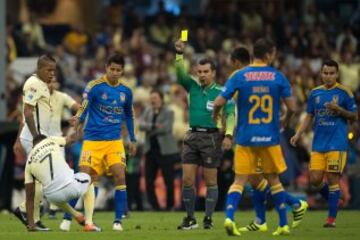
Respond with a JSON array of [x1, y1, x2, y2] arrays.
[[198, 58, 216, 71], [253, 38, 275, 59], [321, 59, 339, 72], [231, 47, 250, 65], [106, 52, 125, 67]]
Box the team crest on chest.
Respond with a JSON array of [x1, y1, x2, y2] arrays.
[[101, 92, 108, 100], [332, 95, 339, 103], [315, 96, 320, 104], [120, 92, 126, 102]]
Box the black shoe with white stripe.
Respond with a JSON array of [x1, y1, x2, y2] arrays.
[[177, 216, 198, 230]]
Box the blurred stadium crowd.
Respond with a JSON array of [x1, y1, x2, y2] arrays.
[[2, 0, 360, 213]]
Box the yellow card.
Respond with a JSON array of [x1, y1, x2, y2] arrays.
[[181, 30, 188, 42]]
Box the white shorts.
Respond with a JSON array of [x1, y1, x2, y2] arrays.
[[45, 173, 91, 204]]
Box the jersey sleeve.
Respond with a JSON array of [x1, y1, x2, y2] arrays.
[[62, 92, 77, 109], [221, 74, 239, 100], [224, 99, 236, 136], [76, 83, 95, 122], [280, 73, 292, 98], [306, 91, 315, 115], [24, 162, 35, 184], [175, 54, 194, 92], [344, 92, 358, 113], [124, 89, 136, 142], [23, 81, 43, 106]]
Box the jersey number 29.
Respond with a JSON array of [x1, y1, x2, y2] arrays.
[[248, 94, 273, 124]]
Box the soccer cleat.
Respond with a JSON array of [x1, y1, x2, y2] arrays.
[[272, 225, 290, 236], [48, 210, 57, 219], [224, 218, 241, 236], [203, 216, 213, 229], [113, 220, 123, 231], [238, 221, 268, 232], [35, 221, 51, 231], [75, 215, 86, 226], [323, 217, 336, 228], [177, 216, 198, 230], [13, 207, 27, 226], [292, 200, 308, 228], [60, 219, 72, 232], [323, 222, 336, 228], [84, 223, 102, 232]]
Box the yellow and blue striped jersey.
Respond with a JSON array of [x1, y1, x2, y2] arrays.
[[306, 83, 357, 152], [77, 75, 135, 141]]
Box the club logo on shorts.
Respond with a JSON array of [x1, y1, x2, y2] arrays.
[[120, 92, 126, 103]]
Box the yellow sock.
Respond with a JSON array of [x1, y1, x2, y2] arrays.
[[83, 183, 95, 224]]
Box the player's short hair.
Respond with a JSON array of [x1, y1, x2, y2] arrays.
[[321, 59, 339, 72], [37, 54, 56, 69], [253, 38, 275, 59], [231, 47, 250, 65], [33, 134, 47, 147], [150, 88, 164, 101], [198, 58, 216, 71], [106, 52, 125, 67]]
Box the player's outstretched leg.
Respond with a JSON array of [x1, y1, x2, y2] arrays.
[[83, 184, 101, 232]]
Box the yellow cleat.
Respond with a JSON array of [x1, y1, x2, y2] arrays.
[[224, 218, 241, 236], [272, 225, 290, 236], [238, 221, 268, 232], [292, 200, 308, 228]]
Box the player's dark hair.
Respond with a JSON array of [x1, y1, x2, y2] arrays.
[[253, 38, 275, 59], [321, 59, 339, 72], [33, 134, 47, 146], [150, 88, 164, 102], [231, 47, 250, 65], [198, 58, 216, 71], [106, 52, 125, 67], [37, 54, 56, 69]]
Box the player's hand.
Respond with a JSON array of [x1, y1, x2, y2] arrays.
[[69, 116, 79, 127], [128, 142, 137, 156], [175, 38, 185, 53], [222, 135, 233, 150], [325, 100, 341, 113], [290, 134, 301, 147], [13, 138, 25, 155]]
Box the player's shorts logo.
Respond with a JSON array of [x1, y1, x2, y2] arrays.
[[120, 92, 126, 102]]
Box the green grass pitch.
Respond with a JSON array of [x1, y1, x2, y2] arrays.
[[1, 210, 359, 240]]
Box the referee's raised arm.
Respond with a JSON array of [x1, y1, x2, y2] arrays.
[[174, 39, 193, 91]]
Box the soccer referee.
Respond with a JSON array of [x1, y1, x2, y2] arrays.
[[175, 39, 235, 230]]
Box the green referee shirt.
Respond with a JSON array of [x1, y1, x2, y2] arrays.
[[175, 54, 236, 135]]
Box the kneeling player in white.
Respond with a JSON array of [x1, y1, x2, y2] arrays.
[[25, 135, 90, 231]]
